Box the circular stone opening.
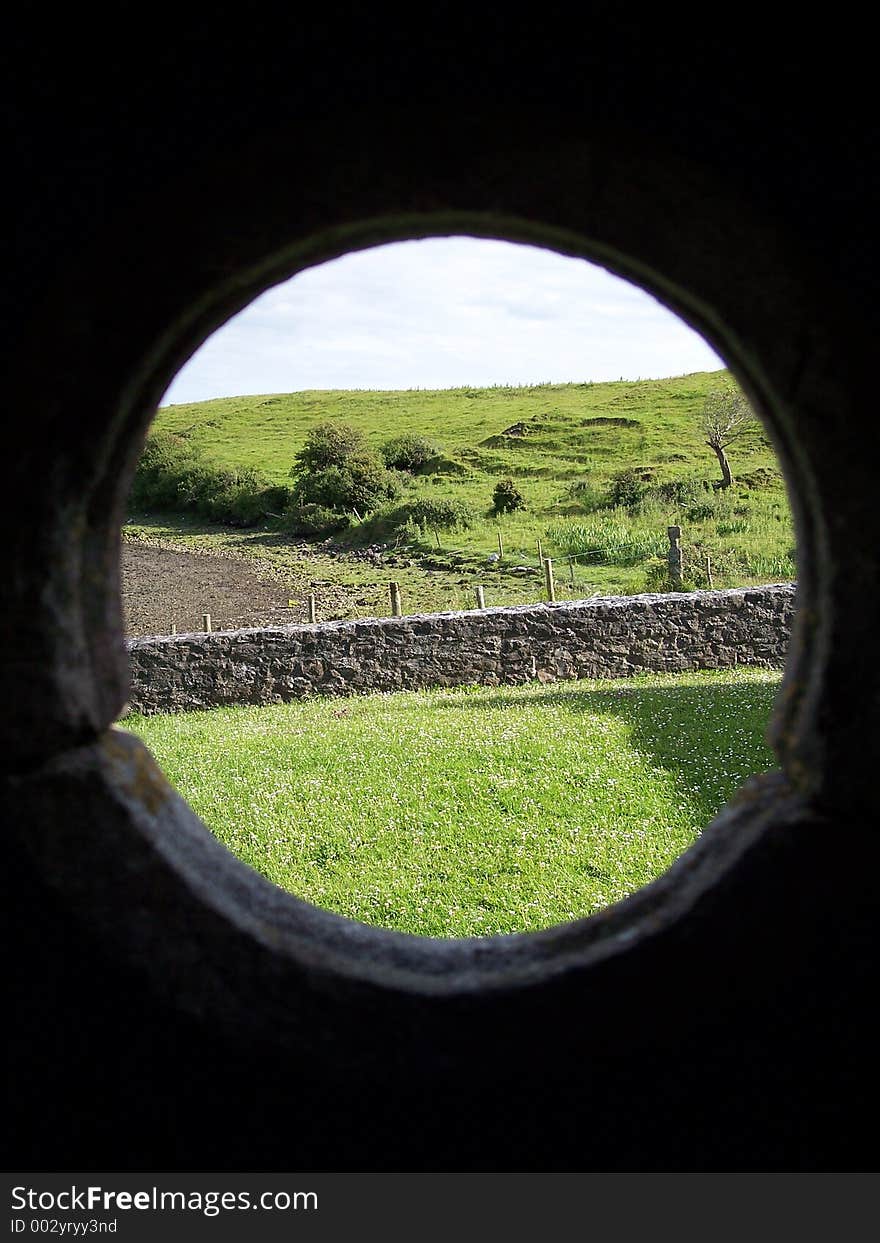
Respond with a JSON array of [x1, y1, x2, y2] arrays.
[[118, 235, 797, 940], [11, 130, 835, 1042]]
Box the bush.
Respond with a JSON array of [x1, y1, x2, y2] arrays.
[[259, 484, 296, 514], [176, 464, 280, 525], [129, 431, 282, 526], [492, 478, 526, 513], [290, 421, 401, 515], [608, 468, 650, 509], [291, 452, 402, 513], [129, 430, 200, 509], [380, 433, 439, 472], [224, 473, 289, 526], [281, 503, 351, 537], [135, 430, 198, 477], [390, 497, 477, 532], [644, 478, 707, 508], [293, 422, 368, 473]]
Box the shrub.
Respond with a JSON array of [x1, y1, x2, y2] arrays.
[[293, 421, 368, 473], [416, 499, 471, 529], [129, 431, 281, 526], [176, 464, 279, 525], [290, 421, 400, 515], [492, 478, 526, 513], [129, 430, 200, 509], [644, 478, 707, 508], [380, 433, 439, 472], [225, 473, 288, 526], [608, 468, 650, 509], [391, 497, 476, 532], [259, 484, 295, 514], [281, 503, 351, 537], [291, 452, 402, 513]]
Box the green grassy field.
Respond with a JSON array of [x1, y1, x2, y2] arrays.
[[123, 667, 781, 937], [127, 371, 796, 612]]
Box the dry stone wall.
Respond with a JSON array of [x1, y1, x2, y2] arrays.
[[126, 584, 795, 715]]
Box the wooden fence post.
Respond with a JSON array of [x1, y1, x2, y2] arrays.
[[537, 538, 544, 566], [497, 531, 504, 558], [203, 613, 212, 633], [475, 585, 486, 608], [705, 554, 713, 589], [543, 557, 556, 602], [667, 526, 683, 590], [569, 557, 576, 588], [307, 593, 316, 623], [170, 623, 176, 635], [390, 581, 402, 616]]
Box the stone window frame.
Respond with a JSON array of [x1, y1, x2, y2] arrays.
[[8, 124, 863, 1053]]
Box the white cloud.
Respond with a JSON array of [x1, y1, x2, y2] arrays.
[[161, 237, 726, 404]]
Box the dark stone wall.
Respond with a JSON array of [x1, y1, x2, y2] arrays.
[[127, 585, 794, 714]]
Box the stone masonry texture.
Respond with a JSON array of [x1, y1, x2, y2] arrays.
[[126, 584, 795, 714]]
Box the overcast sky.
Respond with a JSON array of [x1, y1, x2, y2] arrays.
[[160, 237, 726, 405]]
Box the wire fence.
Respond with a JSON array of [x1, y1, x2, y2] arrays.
[[177, 528, 729, 633]]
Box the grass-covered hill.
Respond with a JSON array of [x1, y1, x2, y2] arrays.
[[152, 371, 751, 489], [127, 370, 796, 612]]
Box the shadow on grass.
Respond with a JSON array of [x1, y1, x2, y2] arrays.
[[380, 672, 782, 825]]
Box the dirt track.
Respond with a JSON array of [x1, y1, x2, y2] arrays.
[[120, 534, 543, 636], [121, 542, 313, 636], [120, 538, 401, 635]]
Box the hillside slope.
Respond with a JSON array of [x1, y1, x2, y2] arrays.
[[155, 370, 751, 486], [127, 371, 796, 613]]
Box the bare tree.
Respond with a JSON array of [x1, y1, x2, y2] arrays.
[[701, 383, 757, 488]]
